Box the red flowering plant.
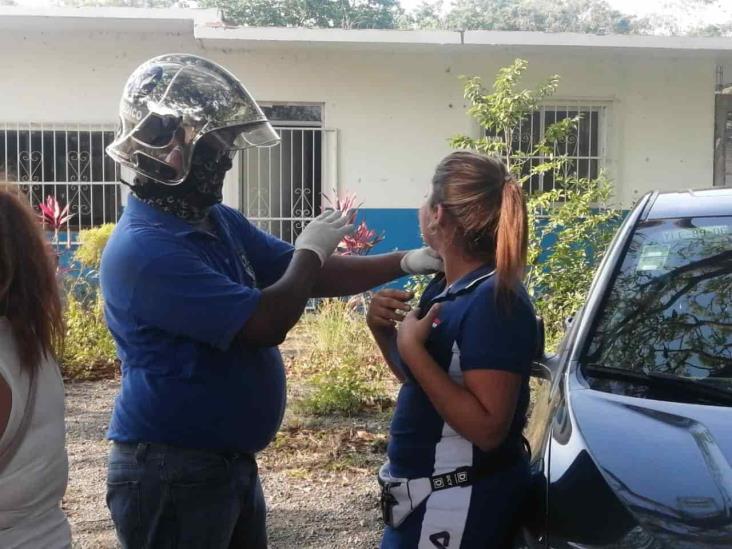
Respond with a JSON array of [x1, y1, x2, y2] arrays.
[[39, 195, 74, 249], [321, 191, 385, 314], [323, 191, 384, 257]]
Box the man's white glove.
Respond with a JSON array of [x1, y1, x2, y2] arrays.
[[295, 210, 355, 266], [400, 247, 444, 275]]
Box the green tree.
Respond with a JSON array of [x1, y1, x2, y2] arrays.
[[399, 1, 444, 29], [629, 0, 732, 37], [450, 59, 622, 349], [200, 0, 403, 29], [403, 0, 645, 34], [65, 0, 180, 7]]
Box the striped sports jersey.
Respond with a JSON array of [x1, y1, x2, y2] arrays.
[[388, 264, 537, 479], [383, 264, 537, 548]]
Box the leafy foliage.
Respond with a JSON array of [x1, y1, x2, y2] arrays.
[[449, 59, 562, 176], [635, 0, 732, 37], [403, 0, 646, 34], [452, 59, 622, 350], [74, 223, 116, 272], [526, 177, 621, 349], [38, 195, 74, 253], [65, 0, 186, 6], [39, 195, 74, 231], [61, 292, 118, 380], [55, 0, 732, 36], [297, 299, 393, 415], [199, 0, 403, 29], [60, 224, 118, 380], [405, 273, 432, 302], [324, 191, 385, 256]]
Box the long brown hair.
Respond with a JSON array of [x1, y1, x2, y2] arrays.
[[0, 189, 64, 372], [430, 151, 528, 300]]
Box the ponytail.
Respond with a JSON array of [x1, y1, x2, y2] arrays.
[[430, 151, 529, 306], [495, 178, 528, 302]]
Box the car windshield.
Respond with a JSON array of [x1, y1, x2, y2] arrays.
[[583, 216, 732, 389]]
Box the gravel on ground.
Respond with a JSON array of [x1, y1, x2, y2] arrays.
[[64, 378, 390, 549]]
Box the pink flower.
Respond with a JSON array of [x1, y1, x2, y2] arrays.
[[38, 195, 74, 230], [324, 190, 385, 256]]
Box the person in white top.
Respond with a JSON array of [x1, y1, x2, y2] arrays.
[[0, 190, 71, 548]]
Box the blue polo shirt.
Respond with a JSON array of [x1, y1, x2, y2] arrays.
[[388, 265, 537, 479], [100, 196, 294, 453]]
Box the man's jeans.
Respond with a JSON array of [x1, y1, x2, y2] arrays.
[[106, 442, 267, 549]]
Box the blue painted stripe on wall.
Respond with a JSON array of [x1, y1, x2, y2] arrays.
[[357, 208, 423, 254], [356, 208, 423, 288]]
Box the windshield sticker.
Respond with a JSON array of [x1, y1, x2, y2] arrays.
[[661, 225, 731, 242], [637, 244, 670, 271]]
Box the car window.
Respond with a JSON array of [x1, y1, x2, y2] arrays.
[[583, 216, 732, 387]]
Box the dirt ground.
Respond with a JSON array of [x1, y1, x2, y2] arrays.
[[63, 377, 391, 549]]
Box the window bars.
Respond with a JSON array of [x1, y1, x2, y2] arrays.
[[1, 123, 122, 242]]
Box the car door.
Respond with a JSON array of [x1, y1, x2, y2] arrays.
[[521, 313, 581, 548]]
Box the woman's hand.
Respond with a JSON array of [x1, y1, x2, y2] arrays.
[[367, 289, 413, 383], [366, 289, 413, 335], [397, 304, 440, 364]]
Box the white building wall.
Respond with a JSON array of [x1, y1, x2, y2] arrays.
[[0, 26, 723, 209]]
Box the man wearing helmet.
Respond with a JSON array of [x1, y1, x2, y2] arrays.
[[100, 54, 441, 548]]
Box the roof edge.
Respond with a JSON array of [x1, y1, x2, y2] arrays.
[[0, 8, 731, 52], [0, 6, 218, 24], [194, 25, 462, 45]]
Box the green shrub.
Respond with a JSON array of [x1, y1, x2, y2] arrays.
[[297, 299, 393, 415], [61, 292, 117, 380], [405, 274, 432, 302], [451, 59, 622, 350], [74, 223, 115, 271], [61, 223, 118, 380], [304, 362, 379, 416], [527, 177, 621, 350]]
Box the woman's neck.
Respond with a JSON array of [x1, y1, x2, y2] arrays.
[[442, 249, 491, 286]]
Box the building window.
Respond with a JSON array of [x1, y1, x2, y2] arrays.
[[240, 104, 326, 243], [0, 124, 122, 234], [488, 103, 608, 194]]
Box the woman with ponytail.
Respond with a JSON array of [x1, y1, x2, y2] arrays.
[[367, 151, 537, 548]]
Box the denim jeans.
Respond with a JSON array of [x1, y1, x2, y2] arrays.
[[106, 442, 266, 549]]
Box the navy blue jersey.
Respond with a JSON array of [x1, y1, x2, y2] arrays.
[[387, 264, 537, 479]]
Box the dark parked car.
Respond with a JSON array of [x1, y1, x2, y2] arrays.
[[520, 188, 732, 548]]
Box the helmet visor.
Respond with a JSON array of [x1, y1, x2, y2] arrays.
[[234, 122, 281, 148], [207, 122, 281, 151]]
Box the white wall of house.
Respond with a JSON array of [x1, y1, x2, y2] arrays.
[[0, 9, 727, 211]]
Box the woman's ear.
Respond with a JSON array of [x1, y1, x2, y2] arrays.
[[436, 204, 461, 246], [425, 203, 442, 234], [434, 203, 445, 225]]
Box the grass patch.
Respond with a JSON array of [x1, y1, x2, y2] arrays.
[[295, 298, 395, 416], [261, 420, 388, 475], [61, 292, 118, 381]]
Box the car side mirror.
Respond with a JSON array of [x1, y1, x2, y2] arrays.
[[531, 316, 558, 382], [535, 316, 546, 361], [531, 361, 553, 381], [564, 315, 574, 332]]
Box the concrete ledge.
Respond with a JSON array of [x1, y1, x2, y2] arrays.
[[0, 6, 217, 33], [195, 25, 461, 46], [463, 30, 732, 51], [1, 7, 731, 52]]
